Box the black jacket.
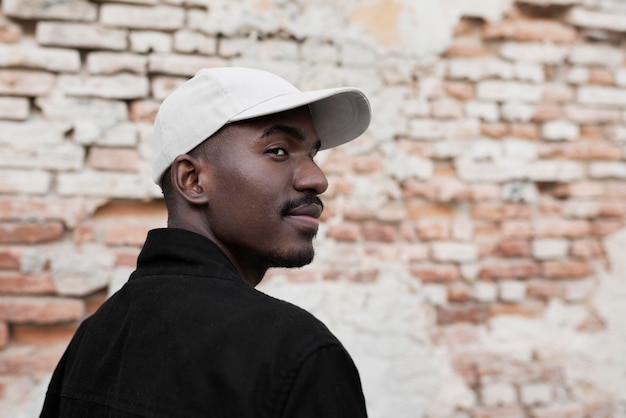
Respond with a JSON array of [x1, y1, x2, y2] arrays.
[[41, 228, 367, 417]]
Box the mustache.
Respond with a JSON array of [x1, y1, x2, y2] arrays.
[[281, 195, 324, 215]]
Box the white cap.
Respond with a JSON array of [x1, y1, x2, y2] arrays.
[[152, 67, 371, 184]]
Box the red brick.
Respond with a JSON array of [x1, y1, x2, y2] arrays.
[[12, 324, 77, 345], [527, 280, 563, 300], [327, 224, 360, 242], [397, 140, 434, 158], [538, 202, 563, 216], [0, 222, 64, 244], [0, 296, 84, 324], [607, 181, 626, 198], [347, 269, 379, 283], [431, 98, 464, 118], [376, 203, 406, 223], [576, 314, 606, 333], [343, 204, 376, 222], [398, 223, 418, 242], [450, 359, 479, 386], [542, 261, 591, 279], [469, 184, 500, 201], [0, 197, 89, 226], [400, 243, 429, 262], [493, 362, 562, 383], [104, 224, 152, 246], [381, 245, 411, 264], [579, 125, 603, 141], [534, 220, 591, 238], [498, 240, 532, 257], [444, 81, 476, 100], [453, 18, 477, 36], [491, 301, 546, 318], [93, 198, 165, 221], [481, 122, 509, 138], [0, 69, 55, 96], [87, 147, 142, 172], [320, 155, 353, 175], [554, 141, 624, 161], [114, 248, 139, 267], [543, 84, 575, 103], [415, 219, 451, 240], [570, 240, 604, 259], [407, 203, 454, 220], [73, 223, 96, 243], [285, 270, 317, 283], [502, 221, 533, 239], [129, 99, 159, 123], [323, 179, 352, 198], [435, 180, 471, 202], [401, 180, 438, 199], [553, 182, 605, 198], [410, 264, 460, 283], [0, 15, 22, 43], [0, 343, 66, 374], [0, 322, 7, 348], [510, 123, 540, 140], [482, 19, 577, 43], [448, 284, 472, 303], [437, 303, 490, 325], [584, 402, 616, 418], [85, 291, 107, 315], [322, 270, 342, 281], [479, 240, 499, 257], [592, 220, 624, 237], [597, 202, 626, 218], [531, 105, 562, 122], [530, 402, 584, 418], [474, 407, 526, 418], [351, 155, 382, 174], [431, 323, 481, 347], [319, 201, 336, 221], [479, 261, 540, 280], [588, 68, 614, 86], [0, 272, 54, 294], [475, 223, 500, 237], [444, 36, 490, 57], [362, 223, 396, 242], [472, 204, 532, 221], [0, 249, 20, 269]]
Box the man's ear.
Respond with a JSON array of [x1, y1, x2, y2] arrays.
[[170, 154, 210, 205]]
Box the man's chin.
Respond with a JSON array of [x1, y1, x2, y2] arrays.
[[264, 249, 315, 269]]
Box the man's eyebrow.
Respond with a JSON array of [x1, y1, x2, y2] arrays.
[[260, 124, 322, 151], [261, 124, 306, 142]]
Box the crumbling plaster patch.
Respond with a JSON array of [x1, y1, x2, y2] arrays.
[[479, 228, 626, 411], [260, 270, 476, 418], [204, 0, 514, 57]]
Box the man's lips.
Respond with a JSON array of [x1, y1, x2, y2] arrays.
[[284, 203, 323, 231], [281, 196, 324, 231], [285, 203, 323, 219]]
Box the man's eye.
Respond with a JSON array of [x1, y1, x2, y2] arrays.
[[267, 147, 287, 156]]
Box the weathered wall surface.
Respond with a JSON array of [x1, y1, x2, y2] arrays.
[[0, 0, 625, 417]]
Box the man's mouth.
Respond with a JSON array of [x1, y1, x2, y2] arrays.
[[281, 195, 324, 217], [282, 196, 324, 231], [285, 203, 323, 219]]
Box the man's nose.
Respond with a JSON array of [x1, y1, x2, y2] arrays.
[[293, 158, 329, 195]]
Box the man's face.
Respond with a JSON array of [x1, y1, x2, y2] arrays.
[[199, 106, 329, 281]]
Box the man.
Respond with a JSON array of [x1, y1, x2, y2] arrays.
[[41, 67, 371, 417]]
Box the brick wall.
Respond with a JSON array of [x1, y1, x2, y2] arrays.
[[0, 0, 625, 417]]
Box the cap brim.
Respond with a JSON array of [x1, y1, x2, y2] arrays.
[[229, 87, 371, 150]]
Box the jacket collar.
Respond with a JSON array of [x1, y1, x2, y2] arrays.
[[130, 228, 244, 285]]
